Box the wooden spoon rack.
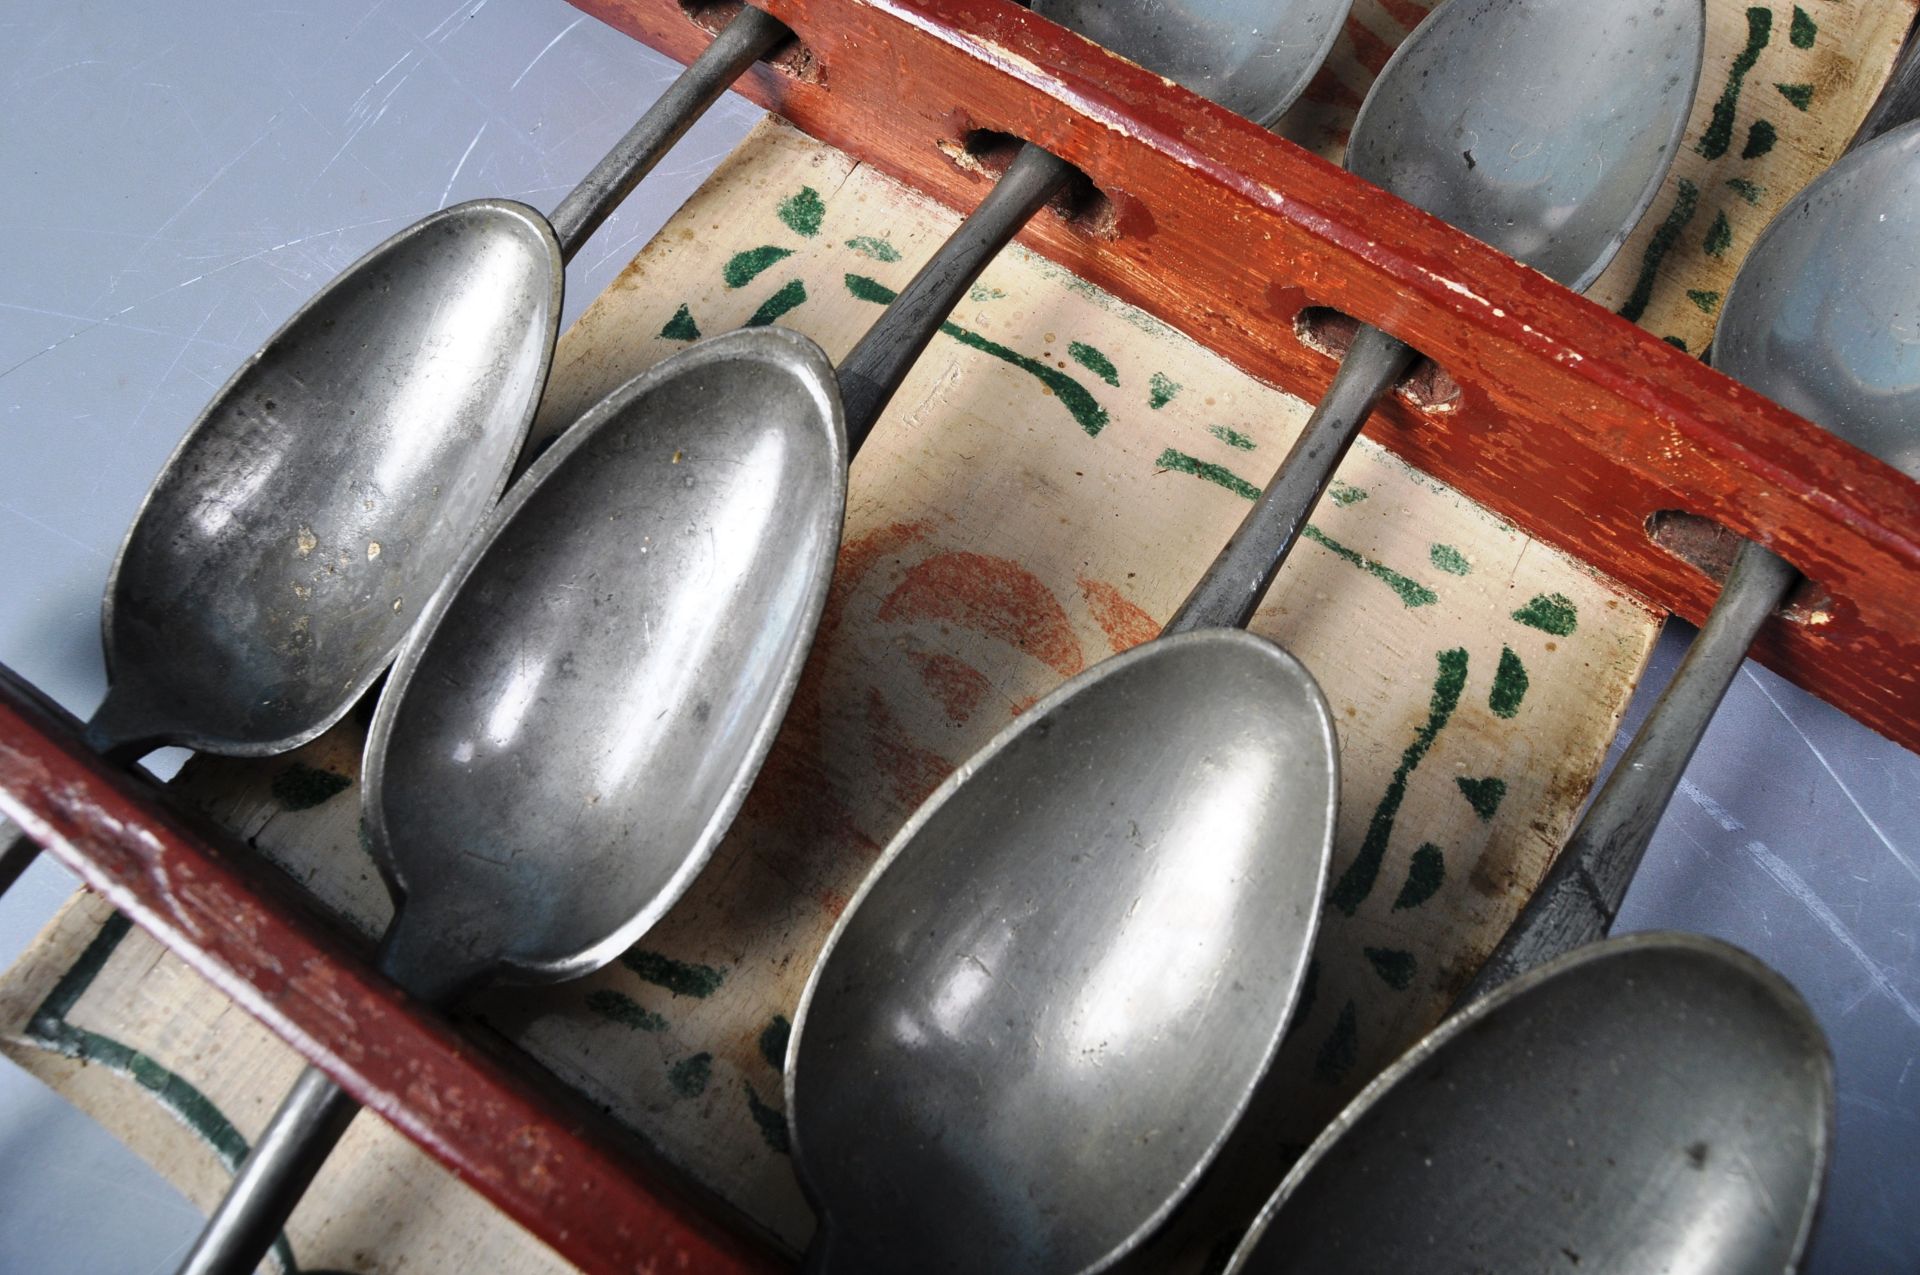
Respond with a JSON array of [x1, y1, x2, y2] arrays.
[[4, 1, 1918, 1270]]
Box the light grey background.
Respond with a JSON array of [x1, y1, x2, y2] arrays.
[[0, 1, 1914, 1271]]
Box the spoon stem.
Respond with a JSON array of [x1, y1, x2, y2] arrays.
[[173, 1064, 361, 1275], [1460, 537, 1799, 1003], [1852, 15, 1920, 149], [548, 6, 790, 263], [0, 820, 36, 895], [1165, 324, 1417, 635], [838, 142, 1078, 453]]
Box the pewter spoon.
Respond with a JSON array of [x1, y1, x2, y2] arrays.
[[1179, 0, 1705, 630], [785, 436, 1355, 1272], [1465, 118, 1920, 996], [0, 10, 796, 896], [1223, 121, 1920, 1275], [786, 637, 1337, 1274], [173, 327, 847, 1275], [1225, 932, 1831, 1272]]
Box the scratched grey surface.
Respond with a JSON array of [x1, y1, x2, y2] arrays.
[[0, 1, 1914, 1272]]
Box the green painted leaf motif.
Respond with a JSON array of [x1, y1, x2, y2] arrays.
[[723, 244, 794, 289], [778, 186, 826, 237], [1512, 592, 1578, 636], [1429, 544, 1471, 576], [1068, 341, 1120, 386], [1393, 843, 1446, 910], [1687, 289, 1722, 314], [1209, 424, 1257, 451], [1314, 1001, 1360, 1084], [1744, 119, 1779, 160], [844, 235, 902, 262], [271, 763, 351, 811], [585, 988, 667, 1032], [1364, 947, 1417, 991], [744, 1081, 790, 1154], [760, 1014, 793, 1072], [1329, 481, 1368, 507], [1775, 82, 1814, 111], [659, 303, 702, 342], [1148, 371, 1182, 409], [1490, 646, 1530, 719], [668, 1052, 713, 1098], [1789, 6, 1816, 48], [27, 915, 304, 1274], [1303, 526, 1439, 608], [746, 278, 808, 327], [1456, 776, 1508, 822], [1704, 210, 1733, 258], [621, 949, 726, 998]]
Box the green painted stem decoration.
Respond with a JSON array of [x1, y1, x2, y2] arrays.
[[845, 273, 1109, 436], [1330, 647, 1470, 915]]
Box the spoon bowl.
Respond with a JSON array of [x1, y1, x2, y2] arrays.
[[1038, 0, 1348, 126], [94, 200, 559, 757], [1228, 933, 1832, 1273], [1350, 0, 1704, 289], [788, 630, 1336, 1273], [367, 325, 847, 997], [1713, 119, 1920, 478]]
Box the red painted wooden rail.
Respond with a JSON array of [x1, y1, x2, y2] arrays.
[[590, 0, 1920, 752], [0, 667, 783, 1275], [5, 2, 1919, 1270]]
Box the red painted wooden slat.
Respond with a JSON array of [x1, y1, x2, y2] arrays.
[[582, 0, 1920, 752], [0, 666, 786, 1275]]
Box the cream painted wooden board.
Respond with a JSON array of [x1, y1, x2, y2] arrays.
[[0, 117, 1663, 1268], [1278, 0, 1917, 353], [0, 892, 576, 1275]]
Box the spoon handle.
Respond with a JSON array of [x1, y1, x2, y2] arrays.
[[548, 6, 791, 263], [0, 821, 37, 895], [1165, 324, 1417, 635], [174, 1065, 361, 1275], [837, 142, 1077, 453], [1460, 538, 1799, 1003]]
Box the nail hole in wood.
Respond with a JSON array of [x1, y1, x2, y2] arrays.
[[1293, 307, 1463, 412], [939, 129, 1118, 238], [1645, 511, 1833, 625], [677, 2, 822, 83]]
